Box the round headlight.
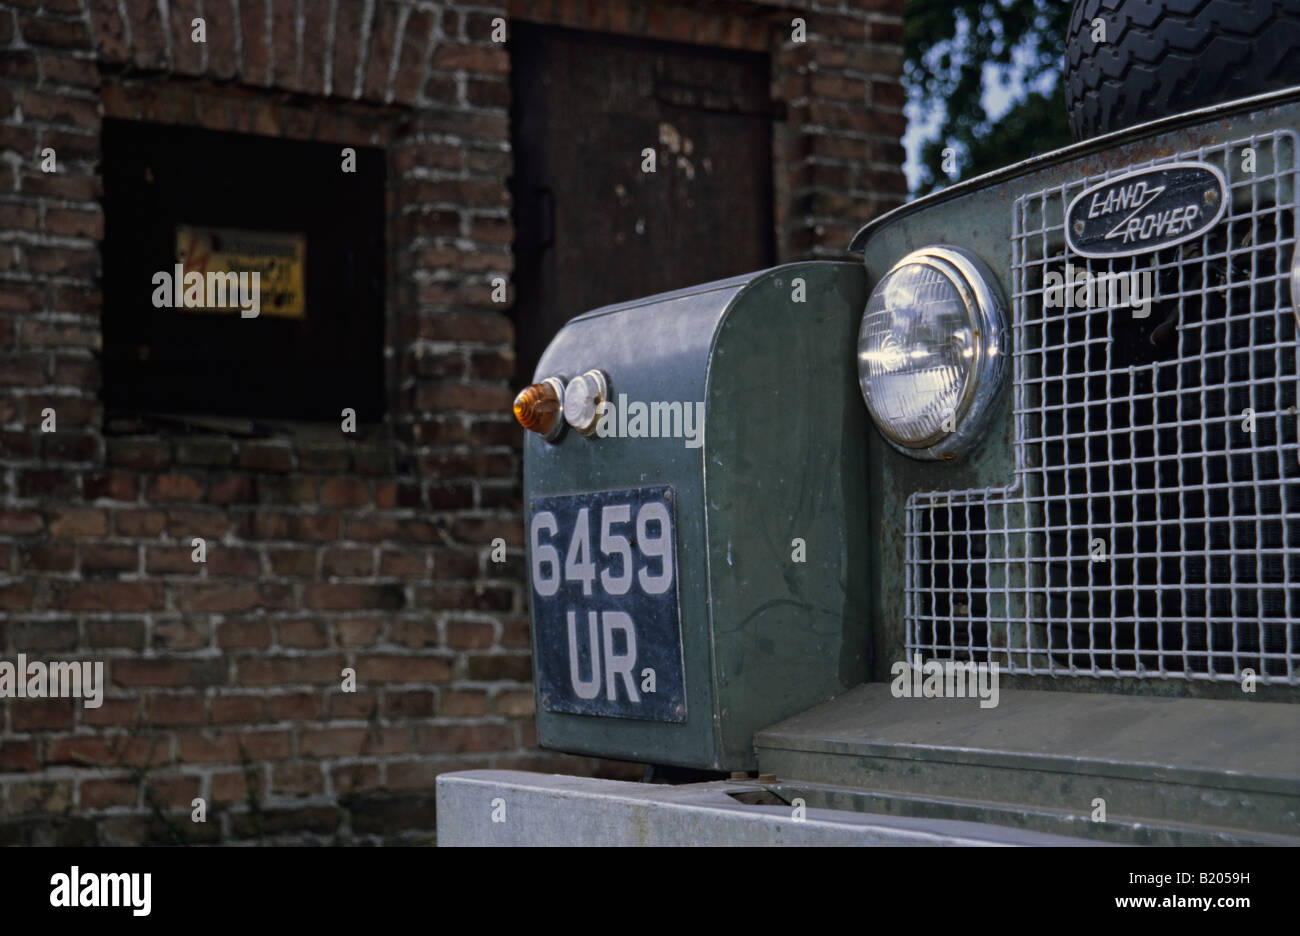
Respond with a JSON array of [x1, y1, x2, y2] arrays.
[[857, 246, 1007, 460]]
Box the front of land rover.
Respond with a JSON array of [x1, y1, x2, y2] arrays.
[[436, 1, 1300, 844]]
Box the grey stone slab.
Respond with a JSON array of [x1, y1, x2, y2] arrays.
[[435, 769, 1105, 846]]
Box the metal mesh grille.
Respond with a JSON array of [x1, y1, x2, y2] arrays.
[[906, 131, 1300, 683]]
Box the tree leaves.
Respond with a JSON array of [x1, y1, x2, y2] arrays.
[[906, 0, 1074, 194]]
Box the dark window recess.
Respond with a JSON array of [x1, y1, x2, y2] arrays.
[[101, 120, 385, 423], [509, 23, 776, 388]]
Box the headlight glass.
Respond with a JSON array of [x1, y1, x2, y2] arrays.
[[857, 246, 1006, 459]]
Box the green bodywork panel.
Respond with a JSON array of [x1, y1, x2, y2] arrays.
[[525, 261, 871, 770]]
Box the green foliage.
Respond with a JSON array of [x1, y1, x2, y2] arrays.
[[906, 0, 1075, 194]]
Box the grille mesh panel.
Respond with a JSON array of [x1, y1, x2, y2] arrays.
[[906, 131, 1300, 683]]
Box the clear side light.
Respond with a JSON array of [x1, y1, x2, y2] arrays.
[[563, 369, 608, 437]]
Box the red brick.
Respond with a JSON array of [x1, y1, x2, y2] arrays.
[[269, 548, 316, 576], [356, 655, 452, 683], [147, 694, 205, 726], [383, 689, 434, 719], [430, 43, 507, 74], [300, 726, 406, 757], [393, 9, 433, 104], [301, 0, 331, 95], [52, 581, 160, 611], [332, 762, 382, 794], [327, 690, 376, 718], [44, 208, 103, 238], [80, 777, 137, 809], [321, 547, 373, 577], [390, 619, 439, 648], [319, 478, 368, 508], [270, 0, 298, 88], [494, 689, 536, 717], [83, 698, 141, 726], [177, 583, 292, 613], [19, 171, 98, 199], [151, 618, 210, 650], [446, 620, 494, 649], [111, 658, 224, 687], [451, 516, 523, 547], [18, 14, 91, 50], [80, 543, 138, 573], [237, 655, 345, 686], [89, 0, 129, 61], [272, 761, 324, 795], [379, 550, 426, 577], [107, 439, 171, 469], [331, 0, 365, 97], [0, 740, 38, 772], [11, 699, 75, 731], [8, 779, 73, 815], [85, 619, 145, 650], [412, 722, 514, 754], [335, 617, 383, 647], [237, 442, 292, 472], [17, 469, 78, 498], [147, 473, 205, 502], [22, 90, 98, 129], [211, 695, 265, 724], [362, 0, 399, 101], [207, 474, 256, 504], [212, 768, 259, 804], [465, 653, 531, 681], [439, 688, 488, 717], [114, 509, 166, 537], [278, 618, 327, 649], [145, 545, 200, 574], [177, 732, 238, 763], [269, 692, 323, 720], [146, 774, 201, 808], [47, 735, 169, 769], [419, 582, 514, 612], [239, 730, 292, 760], [205, 0, 237, 78], [238, 0, 270, 85], [304, 583, 403, 610], [500, 616, 530, 648], [207, 547, 259, 576], [217, 619, 272, 648], [0, 203, 39, 231], [170, 0, 204, 75], [0, 510, 43, 535], [166, 508, 228, 538], [82, 471, 137, 502]]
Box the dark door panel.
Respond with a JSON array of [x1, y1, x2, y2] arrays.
[[510, 23, 775, 386]]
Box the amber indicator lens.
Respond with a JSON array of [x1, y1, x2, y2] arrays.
[[513, 378, 565, 441]]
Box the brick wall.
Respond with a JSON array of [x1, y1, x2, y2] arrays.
[[0, 0, 905, 844]]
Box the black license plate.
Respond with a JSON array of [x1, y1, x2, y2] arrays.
[[528, 485, 686, 722]]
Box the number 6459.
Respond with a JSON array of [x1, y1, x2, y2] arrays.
[[530, 503, 673, 597]]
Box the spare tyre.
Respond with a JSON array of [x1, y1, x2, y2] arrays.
[[1065, 0, 1300, 141]]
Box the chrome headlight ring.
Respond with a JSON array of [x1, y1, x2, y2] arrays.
[[857, 245, 1008, 461]]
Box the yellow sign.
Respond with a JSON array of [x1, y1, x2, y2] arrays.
[[175, 225, 306, 319]]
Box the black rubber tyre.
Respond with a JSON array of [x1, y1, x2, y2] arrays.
[[1065, 0, 1300, 141]]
